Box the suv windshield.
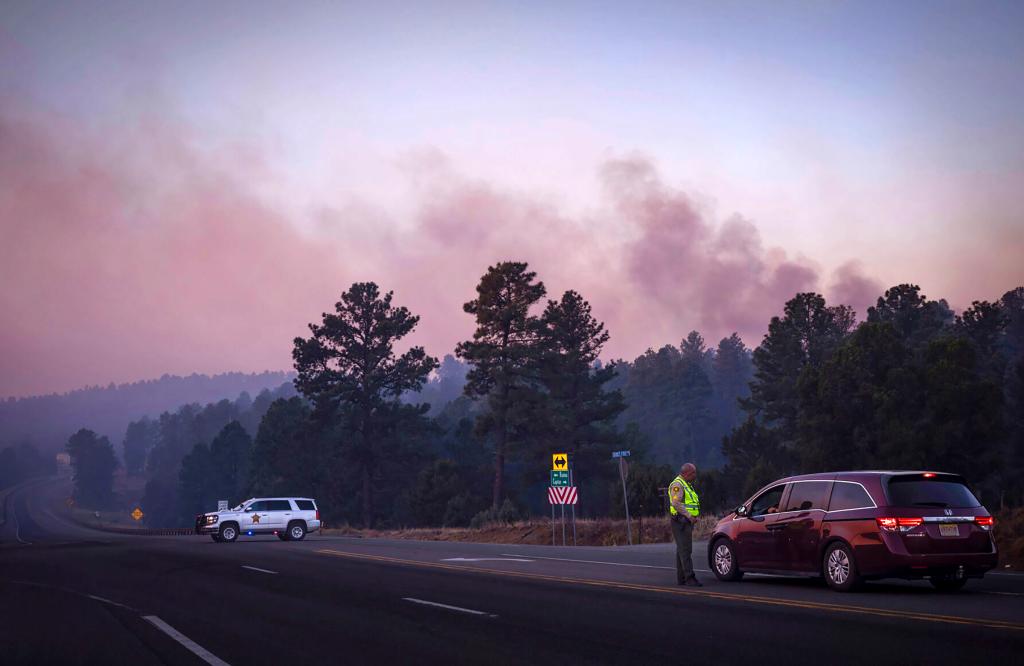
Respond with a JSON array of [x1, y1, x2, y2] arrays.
[[887, 475, 980, 508]]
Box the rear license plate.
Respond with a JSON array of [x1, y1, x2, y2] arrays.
[[939, 524, 959, 537]]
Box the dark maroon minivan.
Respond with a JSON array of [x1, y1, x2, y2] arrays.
[[707, 471, 998, 591]]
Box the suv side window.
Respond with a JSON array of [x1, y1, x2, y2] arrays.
[[828, 482, 875, 511], [785, 481, 832, 512], [750, 485, 786, 517], [267, 500, 292, 511], [295, 500, 315, 511], [247, 501, 269, 512]]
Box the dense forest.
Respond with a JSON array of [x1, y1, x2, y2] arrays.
[[58, 263, 1024, 529], [0, 371, 294, 457]]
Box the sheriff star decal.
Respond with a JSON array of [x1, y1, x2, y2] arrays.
[[251, 513, 261, 524]]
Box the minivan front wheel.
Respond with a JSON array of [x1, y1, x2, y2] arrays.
[[711, 539, 743, 581], [823, 542, 861, 592]]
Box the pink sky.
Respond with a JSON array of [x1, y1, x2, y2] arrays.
[[2, 2, 1023, 397]]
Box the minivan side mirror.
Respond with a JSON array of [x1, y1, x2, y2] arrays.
[[735, 505, 748, 517]]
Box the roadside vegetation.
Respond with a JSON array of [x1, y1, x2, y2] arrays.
[[47, 266, 1023, 549]]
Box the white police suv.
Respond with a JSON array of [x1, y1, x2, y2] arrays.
[[195, 497, 321, 542]]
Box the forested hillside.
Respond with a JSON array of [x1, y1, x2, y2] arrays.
[[0, 371, 294, 456], [55, 267, 1024, 530]]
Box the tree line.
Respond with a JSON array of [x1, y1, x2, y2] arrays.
[[61, 264, 1024, 526]]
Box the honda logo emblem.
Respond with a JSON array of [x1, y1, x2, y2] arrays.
[[944, 508, 953, 516]]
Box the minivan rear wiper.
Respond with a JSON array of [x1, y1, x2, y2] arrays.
[[912, 501, 949, 507]]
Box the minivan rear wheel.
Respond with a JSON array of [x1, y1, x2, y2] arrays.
[[711, 538, 743, 581], [823, 542, 861, 592], [930, 576, 968, 592]]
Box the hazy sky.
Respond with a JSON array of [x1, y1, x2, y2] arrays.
[[2, 1, 1023, 397]]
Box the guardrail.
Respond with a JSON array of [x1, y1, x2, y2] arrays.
[[63, 510, 197, 536], [0, 485, 12, 528]]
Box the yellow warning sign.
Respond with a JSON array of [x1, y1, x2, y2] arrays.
[[131, 507, 144, 521], [552, 453, 568, 471]]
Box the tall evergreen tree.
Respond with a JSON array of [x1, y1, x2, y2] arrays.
[[248, 397, 317, 497], [866, 283, 953, 347], [711, 333, 753, 432], [208, 421, 251, 503], [66, 428, 118, 508], [744, 292, 855, 443], [122, 417, 158, 476], [293, 282, 438, 527], [456, 261, 546, 508], [533, 290, 626, 497], [177, 442, 214, 523]]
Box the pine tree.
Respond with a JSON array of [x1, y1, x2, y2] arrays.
[[293, 282, 437, 527], [456, 262, 546, 508]]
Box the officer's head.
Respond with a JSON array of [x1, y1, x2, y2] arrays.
[[680, 463, 697, 482]]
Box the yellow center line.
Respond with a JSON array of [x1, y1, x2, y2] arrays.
[[313, 548, 1024, 632]]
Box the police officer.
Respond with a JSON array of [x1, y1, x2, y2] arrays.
[[669, 462, 702, 587]]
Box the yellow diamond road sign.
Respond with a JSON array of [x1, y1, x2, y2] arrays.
[[131, 507, 144, 521], [552, 453, 568, 471]]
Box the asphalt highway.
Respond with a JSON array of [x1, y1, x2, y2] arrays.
[[2, 478, 1023, 665]]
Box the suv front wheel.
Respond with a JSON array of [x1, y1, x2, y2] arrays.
[[219, 523, 239, 543], [823, 542, 861, 592], [287, 521, 306, 541]]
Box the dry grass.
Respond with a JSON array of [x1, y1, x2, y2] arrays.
[[322, 514, 720, 546]]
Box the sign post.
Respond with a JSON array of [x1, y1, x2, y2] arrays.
[[569, 461, 577, 546], [552, 452, 568, 546], [547, 484, 579, 548], [612, 450, 632, 545]]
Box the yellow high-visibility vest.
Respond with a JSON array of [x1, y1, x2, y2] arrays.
[[668, 475, 700, 517]]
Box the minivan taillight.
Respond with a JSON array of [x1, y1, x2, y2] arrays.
[[877, 517, 923, 532], [975, 516, 994, 530], [315, 510, 320, 521]]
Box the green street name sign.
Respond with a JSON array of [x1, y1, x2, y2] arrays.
[[550, 470, 570, 487]]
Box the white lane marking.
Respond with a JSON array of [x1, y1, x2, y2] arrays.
[[402, 597, 497, 618], [86, 594, 137, 610], [500, 553, 674, 570], [143, 616, 231, 666], [441, 557, 534, 562], [980, 590, 1024, 597], [498, 553, 780, 578], [241, 565, 278, 575]]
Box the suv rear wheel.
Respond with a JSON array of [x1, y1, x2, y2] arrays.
[[711, 538, 743, 581], [219, 523, 239, 542], [287, 521, 306, 541], [823, 542, 861, 592]]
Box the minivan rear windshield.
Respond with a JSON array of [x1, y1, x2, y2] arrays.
[[886, 475, 980, 508]]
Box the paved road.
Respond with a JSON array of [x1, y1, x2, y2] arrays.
[[2, 478, 1022, 665]]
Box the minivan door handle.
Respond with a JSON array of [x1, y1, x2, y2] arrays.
[[766, 524, 786, 531]]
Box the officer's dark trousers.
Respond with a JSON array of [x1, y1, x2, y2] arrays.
[[671, 516, 695, 583]]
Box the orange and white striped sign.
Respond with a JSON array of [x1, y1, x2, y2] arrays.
[[547, 486, 578, 505]]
